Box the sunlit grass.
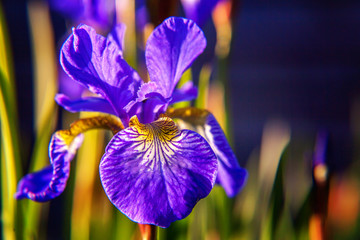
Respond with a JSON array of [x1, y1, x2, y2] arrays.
[[0, 3, 23, 240]]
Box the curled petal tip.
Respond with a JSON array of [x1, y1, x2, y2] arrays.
[[15, 133, 84, 202]]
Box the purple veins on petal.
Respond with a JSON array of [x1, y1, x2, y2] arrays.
[[99, 115, 218, 227], [15, 133, 83, 202]]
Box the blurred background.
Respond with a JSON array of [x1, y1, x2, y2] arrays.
[[1, 0, 360, 239]]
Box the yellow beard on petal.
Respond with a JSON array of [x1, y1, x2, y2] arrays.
[[127, 115, 184, 169], [56, 115, 124, 146], [129, 115, 179, 143]]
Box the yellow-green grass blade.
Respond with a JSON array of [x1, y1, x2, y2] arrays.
[[70, 113, 104, 240], [28, 1, 57, 133], [0, 3, 22, 240], [116, 0, 137, 68], [23, 110, 56, 239], [20, 2, 59, 238], [113, 210, 137, 240], [256, 121, 290, 240], [195, 64, 211, 109]]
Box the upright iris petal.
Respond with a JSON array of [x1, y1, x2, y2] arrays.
[[60, 24, 141, 124], [100, 116, 218, 227], [129, 17, 206, 123], [145, 17, 206, 99]]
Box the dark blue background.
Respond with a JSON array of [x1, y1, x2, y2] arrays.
[[228, 1, 360, 171]]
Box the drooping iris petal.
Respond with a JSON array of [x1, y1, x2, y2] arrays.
[[60, 24, 141, 122], [203, 114, 248, 197], [100, 116, 218, 227], [15, 133, 84, 202], [55, 93, 117, 115], [145, 17, 206, 99], [167, 107, 248, 197], [15, 115, 123, 202], [181, 0, 220, 27]]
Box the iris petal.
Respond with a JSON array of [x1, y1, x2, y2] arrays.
[[124, 82, 171, 123], [107, 23, 126, 54], [145, 17, 206, 99], [100, 116, 218, 227], [167, 107, 248, 197], [15, 115, 123, 202], [49, 0, 115, 28], [203, 114, 248, 197], [15, 133, 84, 202], [60, 24, 141, 122], [181, 0, 220, 27], [170, 81, 198, 104], [55, 93, 117, 115]]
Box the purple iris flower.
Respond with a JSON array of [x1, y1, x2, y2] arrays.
[[50, 0, 219, 30], [180, 0, 221, 27], [49, 0, 116, 29], [15, 17, 247, 227], [136, 0, 222, 31]]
